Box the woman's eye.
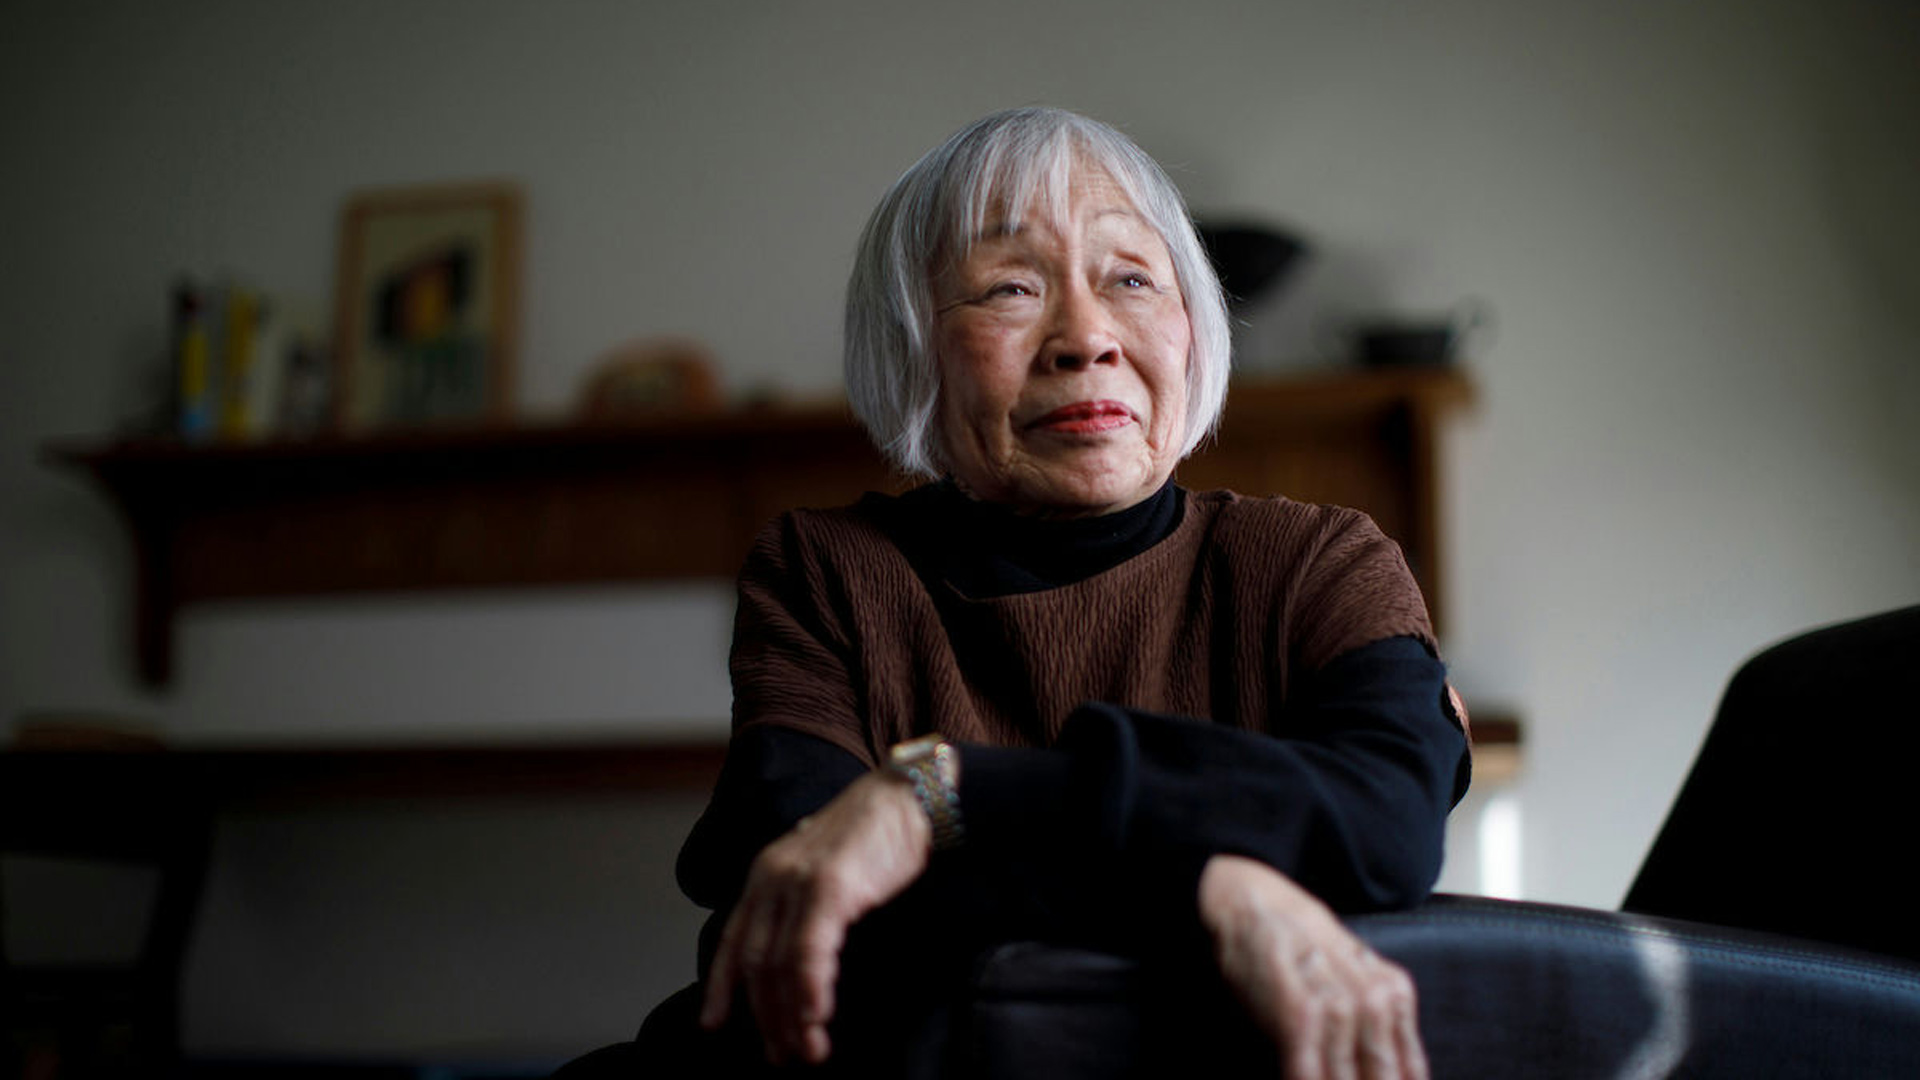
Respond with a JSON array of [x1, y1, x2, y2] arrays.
[[1116, 271, 1153, 289], [985, 281, 1035, 299]]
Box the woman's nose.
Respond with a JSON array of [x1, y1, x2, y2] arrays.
[[1040, 285, 1120, 370]]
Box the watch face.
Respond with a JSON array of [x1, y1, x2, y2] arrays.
[[890, 734, 943, 764]]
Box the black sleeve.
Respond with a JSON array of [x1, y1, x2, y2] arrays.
[[965, 635, 1469, 930], [677, 634, 1468, 958]]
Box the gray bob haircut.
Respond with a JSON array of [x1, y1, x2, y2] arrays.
[[844, 106, 1232, 478]]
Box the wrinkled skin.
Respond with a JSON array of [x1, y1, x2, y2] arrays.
[[931, 167, 1192, 518], [1199, 854, 1429, 1080], [699, 772, 929, 1066], [702, 782, 1428, 1079]]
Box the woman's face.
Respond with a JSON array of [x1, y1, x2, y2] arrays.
[[931, 170, 1192, 517]]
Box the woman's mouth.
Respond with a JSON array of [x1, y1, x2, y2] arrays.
[[1027, 401, 1135, 434]]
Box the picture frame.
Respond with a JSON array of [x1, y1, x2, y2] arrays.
[[331, 181, 523, 432]]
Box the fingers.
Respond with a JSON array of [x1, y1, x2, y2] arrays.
[[1198, 857, 1426, 1080], [1314, 948, 1362, 1080], [1285, 945, 1422, 1080], [699, 870, 793, 1036], [698, 774, 935, 1065], [747, 885, 805, 1061], [710, 865, 842, 1065], [1277, 944, 1361, 1080], [790, 893, 848, 1030], [1387, 960, 1430, 1080], [757, 885, 845, 1065], [698, 898, 748, 1030], [1350, 949, 1423, 1080]]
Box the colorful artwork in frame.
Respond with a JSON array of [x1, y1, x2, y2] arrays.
[[332, 182, 522, 431]]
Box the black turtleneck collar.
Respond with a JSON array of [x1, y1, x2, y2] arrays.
[[879, 479, 1185, 598]]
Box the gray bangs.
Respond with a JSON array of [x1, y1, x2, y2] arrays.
[[937, 117, 1165, 277]]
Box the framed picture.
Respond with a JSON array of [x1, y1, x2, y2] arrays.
[[332, 181, 522, 431]]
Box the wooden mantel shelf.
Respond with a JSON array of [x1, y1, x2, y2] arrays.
[[0, 710, 1516, 813], [45, 366, 1473, 686]]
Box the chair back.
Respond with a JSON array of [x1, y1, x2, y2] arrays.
[[1623, 604, 1920, 961]]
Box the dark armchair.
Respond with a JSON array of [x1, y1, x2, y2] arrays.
[[1623, 603, 1919, 961]]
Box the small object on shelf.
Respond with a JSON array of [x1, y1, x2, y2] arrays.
[[217, 286, 263, 440], [1195, 221, 1307, 312], [246, 292, 325, 441], [277, 337, 331, 436], [172, 280, 214, 442], [1326, 298, 1493, 369], [1356, 320, 1461, 367], [578, 338, 722, 420]]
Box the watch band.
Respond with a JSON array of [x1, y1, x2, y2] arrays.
[[887, 734, 965, 851]]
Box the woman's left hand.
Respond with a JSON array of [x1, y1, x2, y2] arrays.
[[1198, 854, 1429, 1080], [700, 769, 931, 1065]]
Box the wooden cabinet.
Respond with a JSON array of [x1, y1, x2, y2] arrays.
[[46, 367, 1472, 686]]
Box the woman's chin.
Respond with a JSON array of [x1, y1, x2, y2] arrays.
[[1009, 465, 1165, 517]]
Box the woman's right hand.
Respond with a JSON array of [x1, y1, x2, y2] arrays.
[[700, 769, 932, 1066], [1198, 854, 1429, 1080]]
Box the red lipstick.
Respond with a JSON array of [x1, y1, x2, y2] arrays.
[[1028, 400, 1135, 434]]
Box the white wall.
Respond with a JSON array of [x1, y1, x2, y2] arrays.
[[184, 792, 711, 1065], [4, 0, 1915, 1063]]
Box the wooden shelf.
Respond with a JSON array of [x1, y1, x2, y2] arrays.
[[1, 707, 1515, 816], [1, 742, 728, 820], [45, 366, 1473, 686]]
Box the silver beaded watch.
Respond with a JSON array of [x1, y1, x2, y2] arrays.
[[887, 734, 965, 851]]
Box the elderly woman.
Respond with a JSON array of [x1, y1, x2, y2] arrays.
[[631, 107, 1468, 1080]]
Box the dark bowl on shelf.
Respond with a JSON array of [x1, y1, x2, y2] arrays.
[[1196, 223, 1306, 310], [1356, 323, 1459, 367]]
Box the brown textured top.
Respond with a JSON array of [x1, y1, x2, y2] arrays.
[[729, 489, 1436, 768]]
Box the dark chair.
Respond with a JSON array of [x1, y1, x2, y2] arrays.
[[2, 726, 214, 1079], [1622, 603, 1920, 960]]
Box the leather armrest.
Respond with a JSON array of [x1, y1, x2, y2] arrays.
[[1352, 894, 1920, 1078], [940, 895, 1920, 1079]]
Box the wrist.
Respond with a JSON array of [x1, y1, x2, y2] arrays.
[[1198, 854, 1252, 930], [1198, 854, 1296, 936], [867, 770, 933, 849]]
